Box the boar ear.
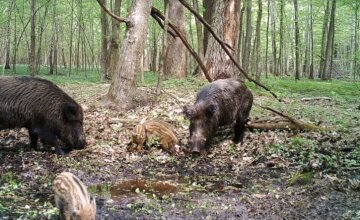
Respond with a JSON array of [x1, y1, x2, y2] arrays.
[[63, 103, 78, 121], [205, 104, 215, 118], [183, 106, 194, 119]]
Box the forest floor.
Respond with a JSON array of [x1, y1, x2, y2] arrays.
[[1, 73, 360, 219]]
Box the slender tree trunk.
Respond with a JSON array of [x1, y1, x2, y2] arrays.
[[164, 0, 187, 78], [109, 0, 122, 77], [204, 0, 239, 80], [264, 0, 270, 78], [323, 0, 336, 80], [107, 0, 152, 107], [203, 0, 215, 54], [237, 1, 244, 67], [253, 0, 262, 82], [12, 0, 17, 74], [319, 0, 331, 79], [354, 4, 359, 80], [100, 0, 110, 80], [36, 4, 49, 73], [29, 0, 36, 76], [293, 0, 300, 80], [49, 0, 58, 75], [278, 0, 284, 75], [270, 0, 277, 75], [309, 0, 314, 79], [69, 0, 74, 75], [241, 0, 252, 73], [150, 27, 158, 72], [4, 0, 14, 70], [192, 0, 204, 76]]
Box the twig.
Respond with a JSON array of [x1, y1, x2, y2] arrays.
[[301, 97, 331, 101], [178, 0, 279, 101]]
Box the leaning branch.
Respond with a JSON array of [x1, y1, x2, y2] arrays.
[[96, 0, 129, 25], [151, 7, 212, 82], [178, 0, 279, 100]]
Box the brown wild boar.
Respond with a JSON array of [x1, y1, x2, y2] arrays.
[[53, 172, 96, 220], [132, 120, 178, 154], [183, 78, 253, 154], [0, 76, 86, 154]]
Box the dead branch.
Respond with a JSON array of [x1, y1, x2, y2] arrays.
[[178, 0, 279, 101], [301, 97, 331, 101], [253, 104, 325, 131], [96, 0, 129, 25], [151, 7, 212, 82], [151, 11, 177, 38]]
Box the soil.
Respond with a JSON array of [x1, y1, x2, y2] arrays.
[[0, 83, 359, 220]]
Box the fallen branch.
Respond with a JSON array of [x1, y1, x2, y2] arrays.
[[301, 97, 331, 102]]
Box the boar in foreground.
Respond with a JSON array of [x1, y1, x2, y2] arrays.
[[0, 76, 86, 154], [132, 120, 178, 154], [53, 172, 96, 220], [183, 78, 253, 154]]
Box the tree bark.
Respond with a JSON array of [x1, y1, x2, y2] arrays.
[[278, 0, 284, 75], [293, 0, 300, 80], [270, 0, 277, 75], [253, 0, 262, 82], [4, 0, 14, 70], [109, 0, 122, 77], [29, 0, 36, 76], [192, 0, 204, 76], [241, 0, 252, 73], [107, 0, 152, 107], [319, 0, 331, 79], [204, 0, 239, 80], [322, 0, 336, 80], [164, 0, 187, 78], [203, 0, 215, 54], [100, 0, 110, 80]]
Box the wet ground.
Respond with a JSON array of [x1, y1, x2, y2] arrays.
[[0, 82, 360, 219]]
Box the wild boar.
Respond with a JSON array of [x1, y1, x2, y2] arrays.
[[0, 76, 86, 154], [132, 120, 178, 154], [183, 78, 253, 154], [53, 172, 96, 220]]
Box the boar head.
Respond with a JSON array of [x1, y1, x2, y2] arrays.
[[61, 103, 86, 150], [183, 103, 217, 154]]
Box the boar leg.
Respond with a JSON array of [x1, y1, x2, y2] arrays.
[[233, 117, 245, 143], [37, 129, 65, 155], [28, 130, 39, 150]]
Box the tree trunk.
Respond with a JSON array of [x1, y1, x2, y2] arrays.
[[278, 0, 284, 75], [69, 0, 74, 75], [29, 0, 36, 76], [192, 0, 204, 76], [253, 0, 262, 82], [164, 0, 187, 78], [36, 4, 49, 73], [309, 0, 314, 79], [100, 0, 110, 80], [353, 3, 359, 80], [293, 0, 300, 80], [4, 0, 14, 70], [109, 0, 122, 77], [241, 0, 252, 73], [319, 0, 331, 79], [107, 0, 152, 107], [204, 0, 239, 80], [49, 0, 58, 75], [264, 0, 270, 78], [203, 0, 215, 54], [323, 0, 336, 80], [270, 0, 277, 75]]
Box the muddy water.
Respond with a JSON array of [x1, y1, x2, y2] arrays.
[[89, 179, 179, 200], [88, 176, 243, 202]]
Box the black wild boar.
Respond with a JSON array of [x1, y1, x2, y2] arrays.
[[0, 76, 86, 155], [183, 78, 253, 154]]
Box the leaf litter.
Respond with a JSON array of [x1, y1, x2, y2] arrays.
[[0, 81, 359, 219]]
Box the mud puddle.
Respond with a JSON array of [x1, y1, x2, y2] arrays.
[[88, 176, 241, 201]]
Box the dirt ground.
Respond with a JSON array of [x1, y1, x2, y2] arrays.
[[0, 82, 359, 219]]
